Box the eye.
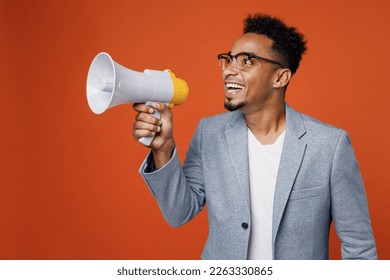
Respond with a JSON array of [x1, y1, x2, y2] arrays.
[[243, 58, 253, 65], [242, 54, 254, 66], [226, 56, 233, 64], [237, 53, 254, 67]]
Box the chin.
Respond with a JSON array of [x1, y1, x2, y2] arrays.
[[224, 100, 247, 111]]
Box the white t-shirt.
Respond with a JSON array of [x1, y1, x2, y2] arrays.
[[247, 129, 285, 260]]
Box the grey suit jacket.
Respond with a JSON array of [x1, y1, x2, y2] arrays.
[[140, 104, 377, 259]]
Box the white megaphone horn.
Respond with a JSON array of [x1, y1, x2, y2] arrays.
[[86, 52, 189, 146]]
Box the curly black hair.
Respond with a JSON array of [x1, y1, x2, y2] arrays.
[[244, 14, 307, 75]]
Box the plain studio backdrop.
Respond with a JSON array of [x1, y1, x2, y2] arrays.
[[1, 0, 389, 259]]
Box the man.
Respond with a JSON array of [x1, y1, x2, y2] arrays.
[[132, 14, 377, 260]]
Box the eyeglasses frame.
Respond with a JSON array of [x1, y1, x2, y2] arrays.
[[217, 51, 285, 70]]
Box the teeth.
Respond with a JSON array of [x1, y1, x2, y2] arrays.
[[226, 83, 244, 90]]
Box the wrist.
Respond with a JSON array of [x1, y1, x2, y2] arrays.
[[152, 138, 175, 169]]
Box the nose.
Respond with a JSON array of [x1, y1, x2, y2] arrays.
[[222, 60, 240, 78]]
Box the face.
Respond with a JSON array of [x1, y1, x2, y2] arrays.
[[222, 33, 281, 113]]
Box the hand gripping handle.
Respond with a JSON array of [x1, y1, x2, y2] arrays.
[[138, 102, 161, 146]]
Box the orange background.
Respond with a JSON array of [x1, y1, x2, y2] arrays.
[[1, 0, 389, 259]]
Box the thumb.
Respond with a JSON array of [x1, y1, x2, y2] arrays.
[[151, 102, 171, 119]]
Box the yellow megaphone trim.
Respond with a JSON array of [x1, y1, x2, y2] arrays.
[[168, 70, 189, 108]]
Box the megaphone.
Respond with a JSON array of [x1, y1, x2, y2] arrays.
[[86, 52, 189, 146]]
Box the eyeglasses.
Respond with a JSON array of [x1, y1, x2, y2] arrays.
[[217, 52, 285, 70]]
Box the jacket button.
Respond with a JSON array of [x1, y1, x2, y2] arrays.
[[241, 222, 249, 230]]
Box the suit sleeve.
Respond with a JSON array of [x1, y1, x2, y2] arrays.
[[139, 120, 205, 227], [330, 130, 377, 259]]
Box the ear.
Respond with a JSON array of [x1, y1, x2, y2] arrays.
[[273, 68, 292, 89]]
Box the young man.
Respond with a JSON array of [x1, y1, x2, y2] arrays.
[[132, 14, 377, 260]]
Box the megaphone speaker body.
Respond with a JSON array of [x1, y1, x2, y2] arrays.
[[86, 52, 189, 146]]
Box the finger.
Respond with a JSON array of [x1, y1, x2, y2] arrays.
[[133, 121, 161, 132], [133, 129, 157, 139], [133, 103, 155, 114], [149, 102, 173, 119], [148, 102, 167, 113], [135, 112, 162, 125]]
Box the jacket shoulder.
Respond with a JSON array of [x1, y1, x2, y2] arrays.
[[299, 111, 346, 145], [302, 113, 341, 132]]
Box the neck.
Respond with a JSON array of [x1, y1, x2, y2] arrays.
[[243, 101, 286, 145]]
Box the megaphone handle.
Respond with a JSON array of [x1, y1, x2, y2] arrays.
[[138, 102, 161, 147]]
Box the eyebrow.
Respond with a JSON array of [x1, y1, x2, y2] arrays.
[[228, 51, 257, 56]]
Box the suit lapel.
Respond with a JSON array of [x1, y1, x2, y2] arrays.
[[223, 106, 307, 247], [225, 111, 251, 215], [272, 105, 307, 249]]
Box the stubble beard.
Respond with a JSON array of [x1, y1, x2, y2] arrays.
[[224, 99, 247, 111]]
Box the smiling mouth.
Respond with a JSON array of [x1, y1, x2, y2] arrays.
[[225, 83, 245, 93]]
